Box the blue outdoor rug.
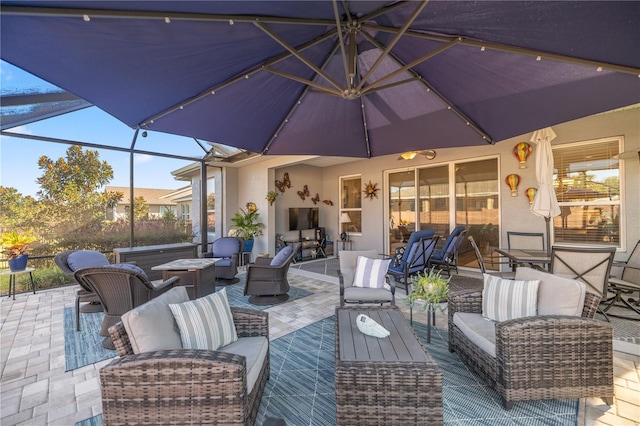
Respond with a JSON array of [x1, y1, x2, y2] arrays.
[[64, 283, 313, 372], [63, 308, 115, 372], [77, 318, 578, 426], [219, 278, 314, 311]]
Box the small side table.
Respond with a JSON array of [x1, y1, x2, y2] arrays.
[[152, 258, 218, 300], [2, 267, 36, 300]]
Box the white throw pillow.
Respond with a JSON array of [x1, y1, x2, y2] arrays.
[[353, 256, 391, 289], [482, 274, 540, 322], [169, 288, 238, 350]]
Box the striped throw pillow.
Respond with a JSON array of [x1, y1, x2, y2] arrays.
[[353, 256, 391, 288], [169, 288, 238, 350], [482, 274, 540, 322]]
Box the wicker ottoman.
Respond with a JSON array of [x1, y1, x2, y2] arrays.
[[335, 306, 443, 426]]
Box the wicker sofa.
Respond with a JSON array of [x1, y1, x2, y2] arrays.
[[101, 287, 270, 426], [448, 267, 614, 410]]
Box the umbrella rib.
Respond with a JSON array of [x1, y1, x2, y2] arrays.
[[360, 37, 460, 96], [355, 0, 429, 92], [360, 97, 371, 158], [139, 29, 337, 128], [360, 77, 421, 95], [332, 0, 352, 88], [262, 67, 342, 96], [255, 22, 344, 93], [360, 29, 493, 144], [261, 41, 342, 155], [357, 1, 413, 24], [363, 23, 640, 76]]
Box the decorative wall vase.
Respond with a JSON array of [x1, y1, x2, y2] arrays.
[[505, 174, 521, 197], [514, 142, 532, 168], [525, 187, 537, 205], [8, 254, 28, 272]]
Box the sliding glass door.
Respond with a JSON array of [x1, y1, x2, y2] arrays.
[[386, 158, 499, 270]]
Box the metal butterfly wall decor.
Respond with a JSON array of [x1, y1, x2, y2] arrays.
[[297, 184, 310, 201], [275, 172, 292, 193]]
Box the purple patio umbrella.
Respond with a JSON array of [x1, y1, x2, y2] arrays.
[[530, 127, 560, 256], [1, 1, 639, 157]]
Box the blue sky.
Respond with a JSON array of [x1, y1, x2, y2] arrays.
[[1, 61, 203, 197]]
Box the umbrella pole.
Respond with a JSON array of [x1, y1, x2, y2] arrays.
[[545, 217, 551, 257]]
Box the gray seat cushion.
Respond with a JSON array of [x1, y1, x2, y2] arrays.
[[343, 287, 393, 303], [453, 312, 497, 357], [219, 336, 269, 394]]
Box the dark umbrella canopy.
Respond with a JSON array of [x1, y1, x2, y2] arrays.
[[1, 1, 639, 157]]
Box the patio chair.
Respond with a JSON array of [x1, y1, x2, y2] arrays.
[[428, 226, 466, 276], [338, 249, 395, 306], [507, 231, 545, 250], [604, 240, 640, 318], [387, 230, 439, 294], [74, 265, 178, 349], [467, 236, 515, 279], [54, 250, 110, 331], [449, 267, 614, 410], [550, 245, 616, 321], [202, 236, 244, 282], [506, 231, 546, 269], [103, 287, 269, 426], [244, 243, 300, 305]]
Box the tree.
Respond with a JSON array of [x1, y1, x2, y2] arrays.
[[207, 193, 215, 211], [37, 145, 114, 202], [34, 145, 120, 247], [128, 196, 149, 222], [0, 187, 39, 233]]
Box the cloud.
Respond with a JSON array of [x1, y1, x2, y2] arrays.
[[0, 67, 14, 82], [134, 154, 153, 164], [0, 125, 32, 141]]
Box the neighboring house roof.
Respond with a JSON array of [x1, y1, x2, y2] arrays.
[[106, 186, 183, 206], [160, 186, 192, 204]]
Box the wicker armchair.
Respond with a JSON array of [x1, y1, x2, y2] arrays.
[[74, 266, 177, 349], [202, 237, 244, 281], [104, 306, 269, 426], [54, 250, 108, 331], [448, 286, 613, 409], [244, 243, 300, 305]]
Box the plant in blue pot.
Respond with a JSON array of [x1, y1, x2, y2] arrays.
[[230, 203, 265, 253], [2, 230, 37, 271]]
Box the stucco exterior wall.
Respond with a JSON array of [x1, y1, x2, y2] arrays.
[[215, 106, 638, 261]]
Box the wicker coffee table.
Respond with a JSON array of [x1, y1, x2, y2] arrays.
[[335, 306, 443, 426]]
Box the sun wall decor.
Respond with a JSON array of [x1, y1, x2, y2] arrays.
[[363, 180, 379, 200]]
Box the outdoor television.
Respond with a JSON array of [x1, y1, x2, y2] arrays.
[[289, 207, 319, 231]]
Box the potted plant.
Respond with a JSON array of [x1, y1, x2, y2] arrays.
[[407, 266, 450, 343], [2, 230, 37, 271], [266, 190, 278, 206], [407, 267, 450, 313], [230, 203, 265, 253]]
